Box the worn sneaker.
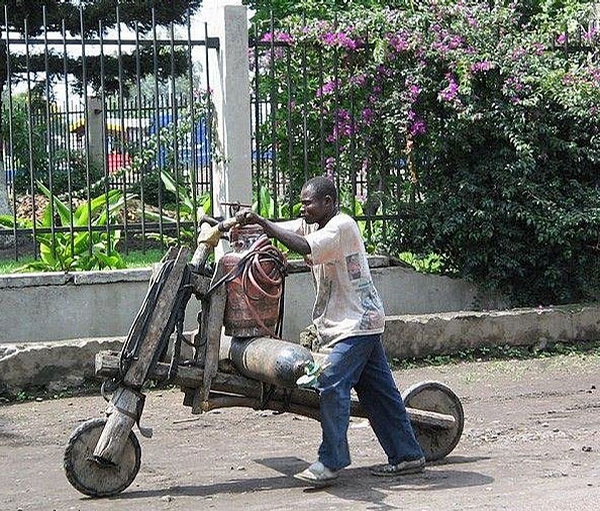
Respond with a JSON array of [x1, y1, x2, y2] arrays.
[[370, 456, 426, 477], [294, 461, 339, 487]]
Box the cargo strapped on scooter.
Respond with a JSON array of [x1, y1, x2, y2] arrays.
[[204, 234, 288, 338]]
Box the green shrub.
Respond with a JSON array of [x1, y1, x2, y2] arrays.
[[256, 0, 600, 306], [0, 183, 133, 272]]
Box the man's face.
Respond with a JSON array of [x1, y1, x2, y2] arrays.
[[299, 185, 329, 225]]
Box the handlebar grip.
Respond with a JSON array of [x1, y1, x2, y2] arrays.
[[218, 217, 239, 232]]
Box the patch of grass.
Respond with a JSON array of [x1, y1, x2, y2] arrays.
[[0, 256, 35, 274], [121, 248, 165, 268], [390, 340, 600, 370], [0, 379, 103, 405], [0, 248, 166, 274]]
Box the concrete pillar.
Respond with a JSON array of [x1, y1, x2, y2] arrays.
[[204, 2, 252, 220], [86, 96, 104, 170]]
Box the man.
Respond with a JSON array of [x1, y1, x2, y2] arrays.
[[236, 176, 425, 486]]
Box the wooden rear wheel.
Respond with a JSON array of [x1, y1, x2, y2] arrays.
[[402, 381, 464, 462]]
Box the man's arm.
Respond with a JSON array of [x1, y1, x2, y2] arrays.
[[235, 210, 311, 256]]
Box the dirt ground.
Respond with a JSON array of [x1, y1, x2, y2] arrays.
[[2, 352, 600, 511]]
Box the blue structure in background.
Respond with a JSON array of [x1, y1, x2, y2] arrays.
[[150, 111, 274, 168], [252, 147, 273, 161], [4, 168, 14, 187], [150, 114, 211, 167]]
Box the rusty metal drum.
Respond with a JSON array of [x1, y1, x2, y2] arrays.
[[222, 225, 287, 337]]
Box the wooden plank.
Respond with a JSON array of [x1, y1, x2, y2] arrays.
[[191, 273, 212, 297], [192, 258, 227, 413], [96, 351, 455, 429], [123, 247, 190, 388], [121, 248, 178, 367]]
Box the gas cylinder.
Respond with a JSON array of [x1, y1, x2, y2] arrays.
[[221, 225, 287, 337], [224, 336, 314, 389]]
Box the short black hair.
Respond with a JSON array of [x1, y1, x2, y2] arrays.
[[303, 176, 337, 203]]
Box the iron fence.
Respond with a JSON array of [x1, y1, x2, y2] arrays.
[[0, 5, 217, 264], [247, 13, 600, 255], [249, 35, 410, 253], [1, 4, 598, 268]]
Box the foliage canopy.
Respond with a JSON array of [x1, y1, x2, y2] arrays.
[[249, 0, 600, 306]]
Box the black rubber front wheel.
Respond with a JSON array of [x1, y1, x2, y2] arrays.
[[64, 417, 141, 497]]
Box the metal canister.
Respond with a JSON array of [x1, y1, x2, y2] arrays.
[[222, 225, 285, 337], [226, 336, 314, 388]]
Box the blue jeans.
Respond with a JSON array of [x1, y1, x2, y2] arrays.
[[316, 334, 424, 470]]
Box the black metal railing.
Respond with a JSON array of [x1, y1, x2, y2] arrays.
[[247, 12, 600, 254], [249, 35, 408, 252], [0, 5, 218, 264]]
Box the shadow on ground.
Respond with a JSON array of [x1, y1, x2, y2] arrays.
[[105, 455, 494, 509]]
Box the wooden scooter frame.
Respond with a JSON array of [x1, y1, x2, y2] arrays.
[[63, 217, 465, 498]]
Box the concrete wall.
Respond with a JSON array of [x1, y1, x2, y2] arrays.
[[1, 263, 598, 396], [0, 258, 501, 345], [384, 305, 600, 359]]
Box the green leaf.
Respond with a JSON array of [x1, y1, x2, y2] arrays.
[[160, 169, 194, 213], [37, 181, 72, 227]]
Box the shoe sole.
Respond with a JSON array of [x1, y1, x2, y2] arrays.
[[293, 473, 338, 487], [370, 465, 425, 477]]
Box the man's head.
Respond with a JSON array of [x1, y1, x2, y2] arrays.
[[300, 176, 338, 228]]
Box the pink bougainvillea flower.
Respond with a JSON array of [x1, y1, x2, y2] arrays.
[[260, 31, 293, 44], [327, 109, 355, 141], [583, 26, 598, 41], [408, 84, 421, 102], [439, 73, 459, 101], [466, 15, 478, 28], [316, 79, 339, 97], [388, 31, 410, 52], [471, 60, 493, 73], [350, 73, 366, 87], [410, 118, 427, 136], [320, 31, 359, 50]]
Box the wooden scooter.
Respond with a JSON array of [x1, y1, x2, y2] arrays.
[[63, 216, 465, 498]]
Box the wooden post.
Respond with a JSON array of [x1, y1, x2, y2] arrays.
[[192, 257, 227, 413], [123, 247, 190, 387], [93, 386, 145, 464], [93, 247, 190, 464]]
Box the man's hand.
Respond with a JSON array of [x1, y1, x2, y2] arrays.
[[235, 209, 311, 256], [235, 209, 262, 226]]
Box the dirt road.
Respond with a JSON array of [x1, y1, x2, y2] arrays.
[[2, 352, 600, 511]]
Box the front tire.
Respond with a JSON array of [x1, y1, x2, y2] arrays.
[[64, 417, 141, 497]]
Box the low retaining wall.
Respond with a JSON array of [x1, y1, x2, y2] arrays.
[[0, 257, 503, 345], [1, 260, 597, 397], [383, 304, 600, 359], [1, 304, 598, 397], [0, 338, 124, 397]]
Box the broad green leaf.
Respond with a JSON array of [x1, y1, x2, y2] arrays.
[[37, 181, 72, 227]]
